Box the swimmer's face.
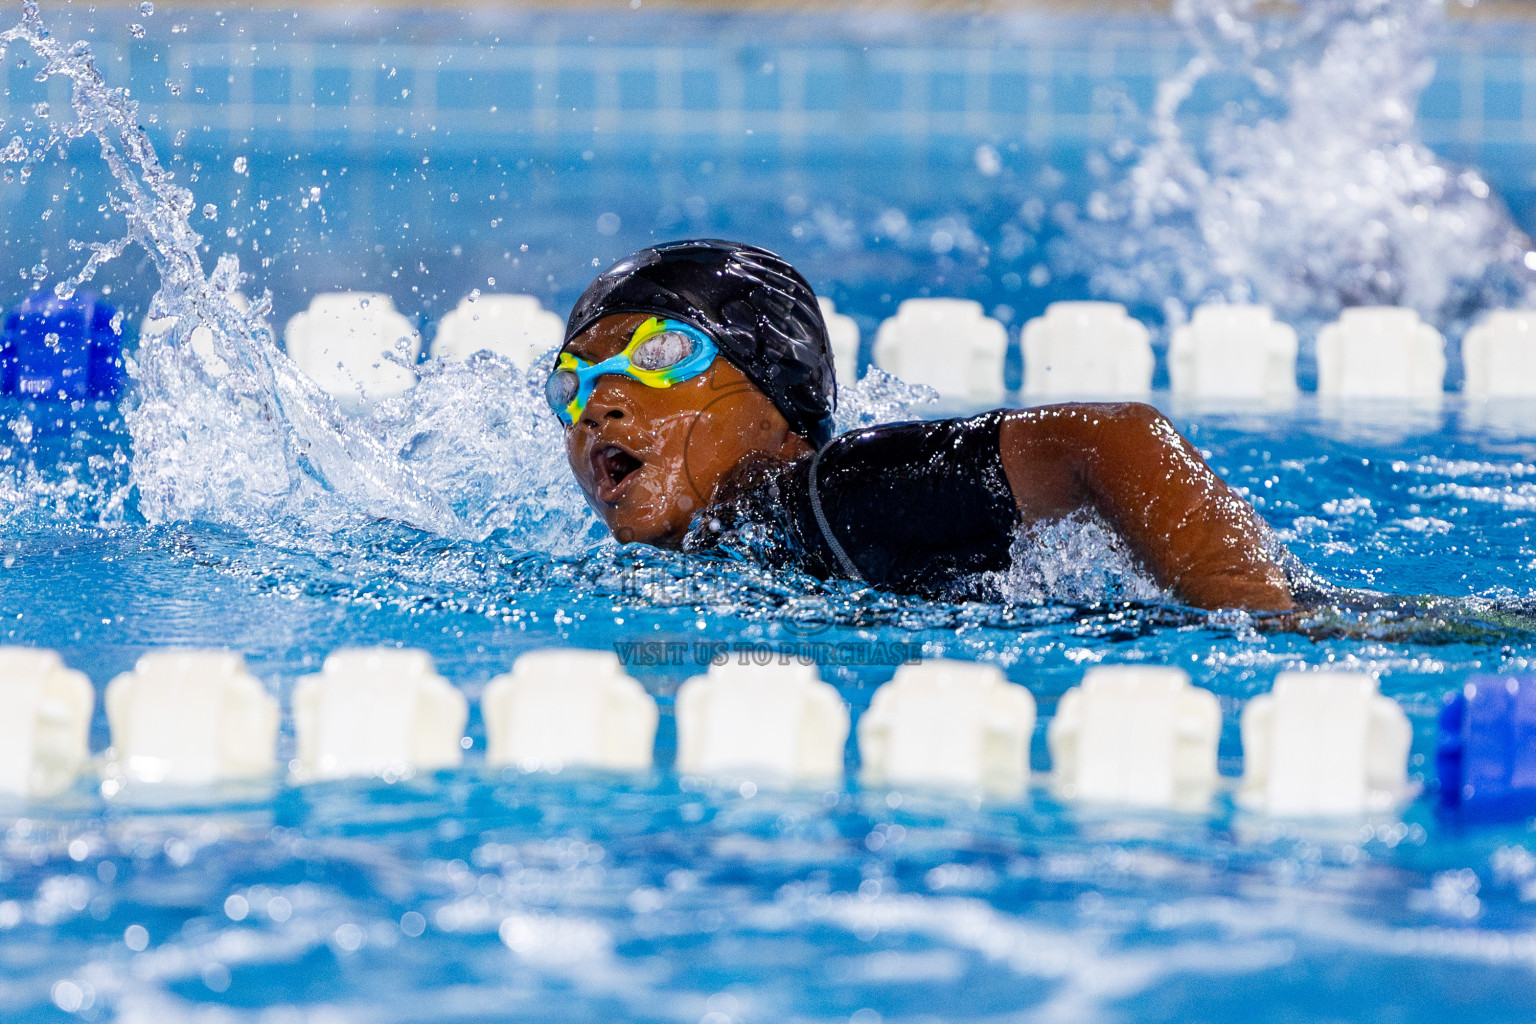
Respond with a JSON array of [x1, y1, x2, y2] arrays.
[[558, 312, 811, 547]]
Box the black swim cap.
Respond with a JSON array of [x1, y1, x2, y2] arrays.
[[565, 239, 836, 446]]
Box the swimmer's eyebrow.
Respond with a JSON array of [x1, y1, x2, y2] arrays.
[[563, 325, 627, 362], [561, 335, 599, 360]]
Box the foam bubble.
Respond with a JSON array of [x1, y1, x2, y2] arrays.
[[1001, 510, 1166, 606]]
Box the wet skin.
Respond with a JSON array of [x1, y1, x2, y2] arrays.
[[561, 312, 812, 545], [996, 405, 1294, 611], [558, 312, 1294, 611]]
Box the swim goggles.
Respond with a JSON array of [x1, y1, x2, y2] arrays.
[[546, 316, 718, 426]]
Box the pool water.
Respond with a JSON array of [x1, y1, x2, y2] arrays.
[[9, 397, 1536, 1023], [6, 1, 1536, 1021]]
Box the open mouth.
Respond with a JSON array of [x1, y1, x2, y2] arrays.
[[591, 443, 644, 502]]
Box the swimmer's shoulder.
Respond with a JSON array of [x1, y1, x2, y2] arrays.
[[687, 409, 1025, 589], [819, 407, 1014, 463], [696, 406, 1023, 535]]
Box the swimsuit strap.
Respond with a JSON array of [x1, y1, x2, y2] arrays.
[[808, 441, 863, 582]]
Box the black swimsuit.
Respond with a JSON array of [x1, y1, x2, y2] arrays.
[[683, 410, 1021, 598]]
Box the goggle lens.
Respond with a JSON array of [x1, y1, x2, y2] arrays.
[[546, 368, 578, 421], [630, 328, 694, 371]]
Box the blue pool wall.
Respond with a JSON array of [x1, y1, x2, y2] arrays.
[[0, 7, 1534, 389]]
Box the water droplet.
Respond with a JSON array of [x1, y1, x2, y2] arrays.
[[468, 288, 480, 302], [32, 102, 46, 118], [201, 203, 216, 220], [232, 155, 247, 175], [139, 1, 154, 14], [128, 23, 145, 39], [974, 143, 1002, 177]]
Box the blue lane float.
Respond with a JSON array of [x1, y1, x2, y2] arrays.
[[0, 293, 127, 402], [1437, 675, 1536, 820]]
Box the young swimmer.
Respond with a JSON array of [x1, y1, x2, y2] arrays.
[[549, 239, 1295, 612]]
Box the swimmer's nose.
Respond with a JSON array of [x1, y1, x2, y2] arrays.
[[580, 384, 629, 429]]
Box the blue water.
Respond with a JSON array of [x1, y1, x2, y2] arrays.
[[5, 4, 1536, 380], [6, 1, 1536, 1021], [6, 398, 1536, 1023]]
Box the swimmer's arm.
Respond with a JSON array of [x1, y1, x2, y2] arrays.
[[997, 403, 1295, 612]]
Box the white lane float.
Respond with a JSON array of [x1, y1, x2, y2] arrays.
[[873, 298, 1008, 401], [1462, 309, 1536, 398], [818, 297, 862, 384], [292, 648, 467, 781], [432, 293, 564, 369], [105, 651, 279, 785], [675, 662, 849, 780], [1238, 671, 1412, 816], [1048, 665, 1220, 809], [1168, 303, 1298, 402], [857, 659, 1036, 795], [1316, 306, 1446, 399], [1022, 301, 1153, 398], [0, 647, 94, 798], [283, 291, 419, 400], [482, 649, 658, 771]]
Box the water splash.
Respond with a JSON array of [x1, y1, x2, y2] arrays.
[[361, 353, 602, 555], [1057, 0, 1536, 338], [832, 365, 935, 433], [0, 2, 1204, 617], [0, 2, 518, 544], [1000, 510, 1165, 606], [0, 3, 944, 565]]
